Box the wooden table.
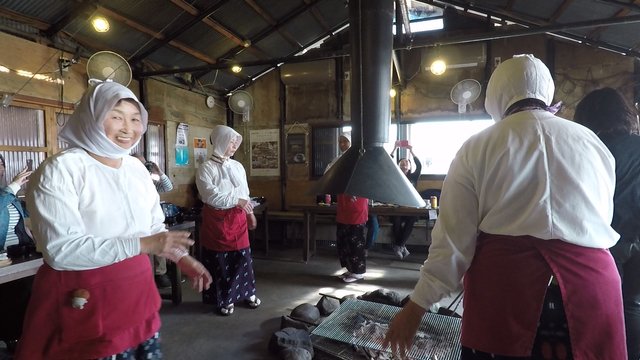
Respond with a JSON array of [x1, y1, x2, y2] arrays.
[[292, 204, 436, 262], [0, 256, 43, 285]]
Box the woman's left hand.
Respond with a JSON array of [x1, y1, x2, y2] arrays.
[[177, 255, 212, 292], [247, 213, 257, 230], [10, 167, 32, 187]]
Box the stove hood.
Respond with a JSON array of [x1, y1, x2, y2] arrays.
[[314, 0, 426, 208]]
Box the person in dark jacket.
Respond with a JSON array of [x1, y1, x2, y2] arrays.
[[574, 87, 640, 360]]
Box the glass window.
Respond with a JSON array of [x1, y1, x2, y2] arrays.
[[408, 119, 494, 175]]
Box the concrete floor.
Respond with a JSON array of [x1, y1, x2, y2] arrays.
[[158, 244, 463, 360]]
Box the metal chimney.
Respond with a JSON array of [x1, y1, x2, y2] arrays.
[[314, 0, 426, 208]]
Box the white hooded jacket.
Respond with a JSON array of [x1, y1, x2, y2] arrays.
[[410, 55, 618, 310]]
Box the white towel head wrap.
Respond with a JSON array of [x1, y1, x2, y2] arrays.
[[59, 81, 148, 159]]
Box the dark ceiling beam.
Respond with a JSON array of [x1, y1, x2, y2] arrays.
[[597, 0, 640, 13], [396, 0, 412, 39], [506, 0, 516, 10], [302, 0, 331, 31], [587, 5, 633, 39], [0, 7, 50, 30], [140, 46, 348, 77], [244, 0, 300, 48], [190, 0, 323, 82], [550, 0, 574, 22], [420, 0, 640, 58], [129, 0, 231, 64], [406, 13, 640, 58], [97, 6, 215, 64], [44, 0, 97, 38]]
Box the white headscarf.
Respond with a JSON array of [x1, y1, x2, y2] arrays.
[[484, 54, 555, 123], [209, 125, 242, 163], [59, 81, 149, 159]]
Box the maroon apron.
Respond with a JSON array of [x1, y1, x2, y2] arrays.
[[15, 255, 161, 360], [461, 233, 626, 359], [200, 205, 249, 252]]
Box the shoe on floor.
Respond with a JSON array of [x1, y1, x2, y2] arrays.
[[338, 271, 352, 279], [246, 295, 261, 309], [343, 273, 364, 283], [392, 246, 404, 259], [219, 304, 234, 316], [154, 274, 172, 289], [401, 246, 410, 258]]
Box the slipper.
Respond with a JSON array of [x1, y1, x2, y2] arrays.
[[246, 295, 261, 309], [219, 304, 234, 316]]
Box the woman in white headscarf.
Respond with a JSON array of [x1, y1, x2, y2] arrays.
[[383, 55, 626, 359], [15, 81, 212, 360], [195, 125, 261, 316]]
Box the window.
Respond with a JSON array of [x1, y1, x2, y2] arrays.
[[0, 105, 47, 190], [407, 119, 494, 175]]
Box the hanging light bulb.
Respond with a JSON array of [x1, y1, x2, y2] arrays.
[[92, 16, 110, 33], [389, 88, 397, 98], [231, 65, 242, 73], [430, 59, 447, 75]]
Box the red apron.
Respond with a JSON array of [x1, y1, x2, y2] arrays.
[[15, 255, 161, 360], [461, 233, 626, 359], [200, 205, 249, 252]]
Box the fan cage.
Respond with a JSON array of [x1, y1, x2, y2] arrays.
[[86, 51, 132, 86]]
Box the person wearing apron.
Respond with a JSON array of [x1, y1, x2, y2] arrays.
[[195, 125, 261, 316], [15, 81, 212, 360], [383, 55, 626, 359]]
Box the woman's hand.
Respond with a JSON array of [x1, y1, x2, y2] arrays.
[[382, 300, 426, 358], [140, 231, 194, 256], [177, 255, 212, 292], [10, 167, 32, 187], [236, 198, 254, 213], [247, 213, 257, 230]]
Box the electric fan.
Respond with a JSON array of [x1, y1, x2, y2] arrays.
[[228, 90, 254, 122], [450, 79, 481, 113], [86, 51, 132, 86]]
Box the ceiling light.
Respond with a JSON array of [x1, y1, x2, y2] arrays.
[[430, 59, 447, 75], [242, 40, 251, 48], [92, 16, 110, 33], [231, 65, 242, 73], [389, 88, 397, 98]]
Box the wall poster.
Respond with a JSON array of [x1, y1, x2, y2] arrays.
[[193, 137, 207, 168], [286, 133, 307, 164], [249, 128, 280, 176]]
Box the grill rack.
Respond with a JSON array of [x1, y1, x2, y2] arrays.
[[311, 299, 461, 360]]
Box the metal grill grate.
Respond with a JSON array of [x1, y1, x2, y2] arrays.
[[312, 299, 461, 360]]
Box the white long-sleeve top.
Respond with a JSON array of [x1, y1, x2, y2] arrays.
[[410, 110, 618, 310], [195, 158, 250, 209], [27, 148, 167, 270]]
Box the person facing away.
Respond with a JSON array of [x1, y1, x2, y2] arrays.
[[15, 81, 212, 360], [134, 153, 174, 288], [574, 87, 640, 360], [389, 142, 422, 259], [195, 125, 261, 316], [383, 54, 626, 359], [0, 154, 33, 353]]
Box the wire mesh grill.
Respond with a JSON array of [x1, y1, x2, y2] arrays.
[[311, 299, 461, 360]]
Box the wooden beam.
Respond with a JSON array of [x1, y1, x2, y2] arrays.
[[98, 5, 215, 64], [0, 7, 49, 30], [550, 0, 574, 22], [244, 0, 301, 48], [169, 0, 245, 46]]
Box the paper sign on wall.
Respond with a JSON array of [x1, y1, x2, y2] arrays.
[[176, 123, 189, 166]]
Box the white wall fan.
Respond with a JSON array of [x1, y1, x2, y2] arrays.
[[450, 79, 481, 113], [228, 90, 254, 122], [86, 51, 132, 86]]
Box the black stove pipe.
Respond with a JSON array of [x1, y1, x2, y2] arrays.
[[314, 0, 425, 208]]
